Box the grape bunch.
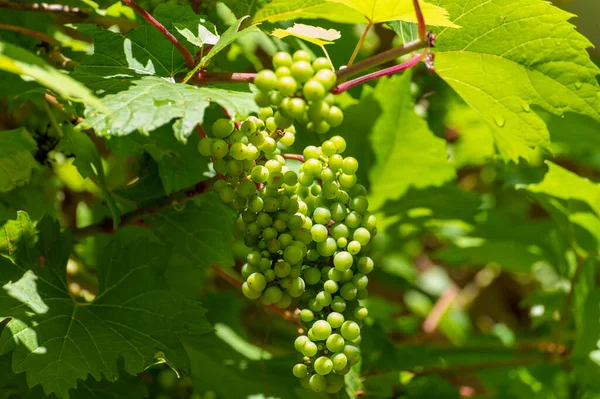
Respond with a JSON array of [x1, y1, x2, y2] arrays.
[[205, 50, 376, 394], [254, 50, 343, 134]]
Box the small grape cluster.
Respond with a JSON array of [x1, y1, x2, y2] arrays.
[[254, 50, 343, 134]]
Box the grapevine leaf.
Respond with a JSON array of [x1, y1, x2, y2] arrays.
[[145, 193, 236, 268], [0, 41, 102, 108], [253, 0, 456, 26], [57, 127, 121, 228], [368, 73, 455, 210], [183, 16, 261, 81], [175, 21, 220, 48], [83, 76, 257, 142], [272, 23, 341, 46], [0, 213, 210, 399], [433, 0, 600, 162], [388, 21, 419, 43], [0, 128, 38, 192], [74, 4, 206, 93]]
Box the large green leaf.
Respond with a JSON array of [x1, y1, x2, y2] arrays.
[[0, 213, 210, 399], [145, 193, 236, 268], [0, 128, 38, 192], [433, 0, 600, 162], [253, 0, 457, 27], [57, 127, 121, 228], [0, 41, 102, 108], [74, 4, 206, 93], [83, 76, 257, 142], [367, 73, 455, 209]]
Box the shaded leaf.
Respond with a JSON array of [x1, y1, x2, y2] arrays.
[[0, 128, 38, 192]]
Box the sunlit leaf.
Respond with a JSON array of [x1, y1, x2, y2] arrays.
[[272, 23, 341, 46]]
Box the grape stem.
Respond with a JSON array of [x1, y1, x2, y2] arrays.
[[347, 21, 374, 67], [188, 71, 257, 85], [282, 154, 306, 163], [195, 125, 208, 139], [0, 23, 57, 45], [72, 176, 219, 239], [121, 0, 196, 70], [332, 53, 422, 94], [211, 265, 301, 326]]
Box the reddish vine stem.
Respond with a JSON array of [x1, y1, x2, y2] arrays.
[[190, 71, 257, 85], [333, 53, 422, 93], [211, 265, 301, 326], [72, 176, 218, 239], [413, 0, 427, 41], [281, 154, 305, 162], [195, 125, 208, 138], [121, 0, 195, 70], [0, 23, 57, 45]]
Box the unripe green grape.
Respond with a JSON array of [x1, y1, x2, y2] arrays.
[[287, 97, 307, 119], [352, 273, 369, 290], [262, 286, 283, 304], [333, 251, 353, 271], [278, 233, 294, 249], [331, 353, 348, 371], [280, 131, 295, 146], [211, 139, 229, 159], [322, 182, 339, 199], [219, 186, 235, 203], [226, 159, 243, 177], [283, 245, 303, 265], [291, 61, 314, 83], [257, 212, 273, 227], [293, 363, 308, 378], [309, 374, 326, 392], [330, 136, 347, 153], [264, 269, 276, 282], [245, 144, 259, 160], [353, 227, 371, 245], [329, 154, 343, 171], [242, 282, 261, 299], [327, 106, 344, 127], [313, 121, 330, 134], [228, 131, 246, 144], [314, 68, 337, 91], [350, 196, 369, 214], [320, 167, 335, 183], [264, 197, 280, 212], [275, 292, 292, 309], [356, 288, 368, 300], [259, 107, 274, 120], [312, 57, 330, 71], [246, 222, 261, 236], [277, 76, 297, 96], [302, 145, 321, 159], [309, 299, 323, 312], [276, 66, 291, 77], [295, 335, 309, 352], [340, 282, 357, 300], [300, 309, 315, 322], [295, 228, 313, 244], [343, 344, 360, 365], [330, 225, 349, 241], [331, 297, 346, 312], [307, 101, 330, 122], [298, 173, 313, 187], [339, 173, 357, 189], [303, 267, 321, 285], [270, 91, 283, 106], [255, 70, 278, 92], [346, 211, 362, 228], [198, 137, 213, 156], [323, 279, 338, 293], [212, 118, 235, 138], [240, 118, 257, 134], [250, 166, 268, 183], [274, 111, 293, 129], [327, 312, 345, 328], [316, 237, 337, 257], [265, 159, 282, 173], [283, 171, 298, 186], [354, 306, 369, 320], [213, 179, 227, 192], [347, 240, 361, 255], [303, 80, 326, 101], [326, 333, 345, 353], [312, 320, 332, 340], [316, 291, 332, 306], [261, 136, 277, 153], [255, 91, 271, 107], [293, 50, 312, 62], [302, 340, 319, 357], [238, 180, 256, 198], [342, 157, 359, 175], [313, 207, 331, 225], [340, 321, 360, 341], [310, 224, 328, 243], [275, 261, 291, 277], [288, 277, 306, 297], [273, 51, 293, 68], [314, 356, 333, 375]]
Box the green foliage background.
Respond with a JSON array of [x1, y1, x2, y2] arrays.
[[0, 0, 599, 398]]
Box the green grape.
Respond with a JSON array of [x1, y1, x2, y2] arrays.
[[295, 335, 309, 352], [255, 91, 271, 107], [309, 374, 326, 392], [353, 227, 371, 245], [255, 70, 278, 92], [293, 50, 311, 62], [212, 118, 235, 138], [333, 251, 353, 271], [323, 279, 338, 293], [342, 157, 359, 175], [354, 306, 369, 320], [314, 69, 337, 91], [331, 297, 346, 312], [307, 101, 330, 122], [280, 131, 295, 146], [300, 309, 315, 322], [331, 353, 348, 371], [302, 341, 318, 357], [326, 333, 345, 352], [283, 245, 303, 265], [327, 312, 345, 328], [303, 80, 326, 101], [314, 356, 333, 375], [273, 51, 293, 68], [291, 61, 314, 83], [277, 76, 297, 96], [343, 345, 360, 365], [316, 237, 337, 257], [325, 374, 345, 393], [312, 57, 330, 71], [293, 363, 308, 378], [316, 291, 332, 306], [327, 106, 344, 127], [198, 137, 213, 156], [312, 320, 332, 340], [304, 267, 321, 285], [211, 139, 229, 159], [340, 321, 360, 341], [259, 107, 274, 120], [313, 207, 331, 225], [242, 282, 261, 299], [275, 261, 291, 277], [262, 286, 283, 304], [310, 224, 328, 242]]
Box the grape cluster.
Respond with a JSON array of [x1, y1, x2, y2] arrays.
[[204, 50, 375, 394], [254, 50, 343, 134]]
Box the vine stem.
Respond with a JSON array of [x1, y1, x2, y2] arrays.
[[333, 53, 422, 93], [347, 21, 374, 66], [335, 39, 427, 83], [211, 265, 301, 326], [72, 176, 218, 239], [0, 23, 57, 45], [187, 71, 257, 85], [121, 0, 196, 70], [281, 154, 305, 162], [413, 0, 427, 41]]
